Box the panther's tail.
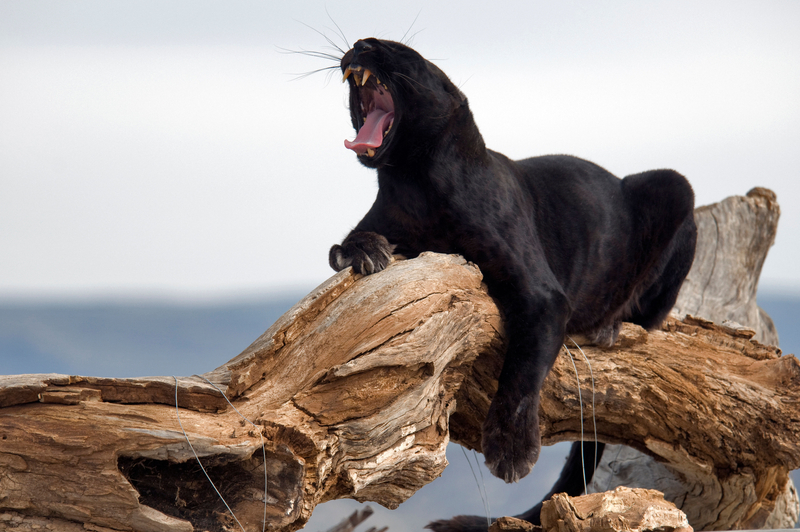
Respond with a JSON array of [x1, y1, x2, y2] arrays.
[[425, 441, 605, 532]]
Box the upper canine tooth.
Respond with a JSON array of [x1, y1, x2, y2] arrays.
[[361, 69, 371, 86], [342, 66, 352, 82]]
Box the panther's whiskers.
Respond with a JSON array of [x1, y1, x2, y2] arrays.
[[460, 446, 492, 528], [563, 343, 588, 493], [400, 10, 423, 46], [563, 340, 599, 495], [278, 14, 349, 83], [569, 337, 599, 478]]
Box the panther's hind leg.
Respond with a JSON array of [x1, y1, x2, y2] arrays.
[[628, 207, 697, 329], [425, 442, 606, 532], [621, 169, 695, 258], [620, 169, 697, 329]]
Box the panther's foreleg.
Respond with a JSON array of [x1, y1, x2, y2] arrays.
[[480, 269, 570, 483]]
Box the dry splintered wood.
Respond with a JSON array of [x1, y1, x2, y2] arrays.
[[584, 187, 797, 530], [539, 487, 692, 532], [324, 507, 387, 532], [0, 189, 798, 532]]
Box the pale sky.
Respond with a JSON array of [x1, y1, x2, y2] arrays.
[[1, 1, 799, 300]]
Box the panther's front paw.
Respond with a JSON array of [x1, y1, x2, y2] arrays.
[[482, 394, 541, 483], [329, 232, 395, 274]]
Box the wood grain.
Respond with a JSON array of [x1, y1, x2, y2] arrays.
[[0, 191, 797, 531]]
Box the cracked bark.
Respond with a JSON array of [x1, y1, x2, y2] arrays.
[[594, 187, 796, 530], [0, 189, 798, 532]]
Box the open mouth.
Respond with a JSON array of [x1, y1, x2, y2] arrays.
[[343, 65, 395, 158]]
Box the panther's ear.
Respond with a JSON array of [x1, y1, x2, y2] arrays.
[[426, 61, 468, 104], [444, 82, 467, 104]]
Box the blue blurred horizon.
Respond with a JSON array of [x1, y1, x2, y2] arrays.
[[2, 289, 797, 378]]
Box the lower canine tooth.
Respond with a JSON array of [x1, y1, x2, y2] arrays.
[[366, 148, 375, 157]]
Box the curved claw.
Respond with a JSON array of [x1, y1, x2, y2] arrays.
[[329, 232, 395, 275]]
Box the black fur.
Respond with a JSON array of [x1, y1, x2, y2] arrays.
[[425, 441, 606, 531], [329, 38, 696, 485]]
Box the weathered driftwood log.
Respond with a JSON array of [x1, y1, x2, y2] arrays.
[[488, 516, 536, 532], [540, 487, 691, 532], [0, 191, 798, 532], [588, 187, 798, 530], [674, 187, 781, 345], [324, 507, 386, 532]]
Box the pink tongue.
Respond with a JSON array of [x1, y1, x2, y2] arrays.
[[344, 109, 395, 154]]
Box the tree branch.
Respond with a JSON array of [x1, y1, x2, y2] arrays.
[[0, 190, 797, 531]]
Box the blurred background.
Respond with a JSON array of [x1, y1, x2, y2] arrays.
[[1, 1, 798, 530]]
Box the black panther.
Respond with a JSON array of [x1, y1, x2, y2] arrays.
[[327, 37, 696, 524]]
